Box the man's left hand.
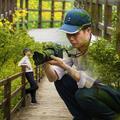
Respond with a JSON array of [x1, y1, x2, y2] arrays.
[[48, 55, 66, 69]]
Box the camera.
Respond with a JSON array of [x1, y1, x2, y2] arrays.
[[33, 44, 64, 65]]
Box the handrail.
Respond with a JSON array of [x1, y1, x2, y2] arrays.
[[0, 66, 41, 120]]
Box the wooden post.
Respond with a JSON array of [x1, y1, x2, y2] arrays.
[[0, 0, 2, 16], [104, 0, 112, 39], [84, 0, 88, 10], [86, 0, 91, 13], [116, 1, 120, 53], [6, 0, 9, 19], [98, 3, 102, 36], [4, 0, 7, 18], [21, 67, 26, 107], [20, 0, 23, 28], [13, 0, 17, 10], [50, 0, 54, 28], [1, 0, 5, 19], [91, 2, 96, 34], [61, 1, 65, 25], [38, 0, 42, 28], [4, 80, 11, 120], [20, 0, 23, 9], [25, 0, 29, 29], [9, 0, 13, 22], [92, 0, 102, 36]]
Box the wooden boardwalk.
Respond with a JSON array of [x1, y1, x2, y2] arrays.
[[14, 76, 72, 120]]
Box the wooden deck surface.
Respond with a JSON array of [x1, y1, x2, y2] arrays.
[[14, 77, 72, 120]]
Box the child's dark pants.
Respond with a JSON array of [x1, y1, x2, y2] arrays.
[[25, 72, 38, 103]]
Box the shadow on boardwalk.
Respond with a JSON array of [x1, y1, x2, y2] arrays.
[[14, 76, 72, 120]]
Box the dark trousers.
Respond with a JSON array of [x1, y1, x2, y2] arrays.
[[54, 74, 92, 120], [25, 72, 38, 102], [54, 74, 120, 120], [75, 84, 120, 120]]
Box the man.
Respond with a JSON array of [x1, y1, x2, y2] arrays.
[[18, 48, 38, 103], [43, 8, 120, 120]]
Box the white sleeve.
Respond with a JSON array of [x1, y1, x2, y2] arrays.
[[77, 71, 86, 88], [53, 52, 73, 80], [53, 66, 65, 80], [18, 58, 27, 67], [77, 71, 95, 88]]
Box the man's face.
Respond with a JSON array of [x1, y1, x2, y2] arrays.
[[66, 28, 91, 49]]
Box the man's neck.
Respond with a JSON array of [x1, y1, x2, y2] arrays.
[[77, 44, 89, 55]]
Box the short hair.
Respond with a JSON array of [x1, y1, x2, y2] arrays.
[[81, 24, 92, 31], [23, 48, 31, 55]]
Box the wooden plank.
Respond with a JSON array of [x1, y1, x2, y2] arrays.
[[19, 0, 24, 27], [0, 98, 7, 108], [13, 77, 72, 120], [61, 1, 66, 25], [94, 0, 99, 35], [0, 0, 2, 15], [116, 3, 120, 52], [25, 0, 29, 28], [0, 73, 22, 86], [88, 0, 120, 6], [13, 0, 17, 10], [104, 0, 112, 39], [21, 67, 26, 107], [11, 98, 24, 115], [74, 0, 83, 8], [98, 3, 102, 36], [98, 22, 114, 34], [1, 0, 5, 18], [38, 0, 42, 28], [96, 0, 103, 36], [27, 9, 67, 12], [50, 0, 55, 27], [20, 20, 61, 23], [4, 81, 11, 120], [0, 79, 7, 86], [9, 0, 13, 22], [20, 0, 23, 9], [86, 0, 91, 13], [91, 2, 96, 34], [11, 86, 23, 98]]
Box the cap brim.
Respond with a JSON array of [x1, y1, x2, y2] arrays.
[[60, 24, 80, 34]]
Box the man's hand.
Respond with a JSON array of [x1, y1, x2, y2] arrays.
[[47, 55, 80, 82], [48, 55, 66, 70]]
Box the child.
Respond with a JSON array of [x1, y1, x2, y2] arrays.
[[18, 48, 38, 103]]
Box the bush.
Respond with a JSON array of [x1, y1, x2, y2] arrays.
[[89, 38, 120, 88]]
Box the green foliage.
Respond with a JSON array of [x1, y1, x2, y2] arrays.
[[89, 38, 120, 88], [0, 29, 33, 79], [0, 25, 60, 119]]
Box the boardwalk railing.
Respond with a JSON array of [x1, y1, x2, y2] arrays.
[[18, 0, 73, 28], [0, 0, 17, 22], [74, 0, 120, 39], [0, 0, 73, 29], [0, 66, 41, 120]]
